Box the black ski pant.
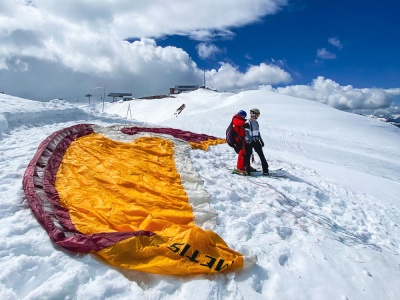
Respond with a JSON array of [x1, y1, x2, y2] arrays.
[[245, 141, 269, 173]]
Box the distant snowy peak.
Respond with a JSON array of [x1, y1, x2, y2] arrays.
[[363, 114, 400, 128]]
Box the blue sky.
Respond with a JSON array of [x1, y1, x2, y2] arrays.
[[157, 0, 399, 89], [0, 0, 399, 114]]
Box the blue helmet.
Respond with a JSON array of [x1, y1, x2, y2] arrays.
[[238, 110, 247, 118]]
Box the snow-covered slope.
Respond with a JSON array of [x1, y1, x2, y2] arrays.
[[1, 90, 400, 299], [104, 89, 400, 205]]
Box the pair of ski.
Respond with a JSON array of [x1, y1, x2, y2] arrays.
[[232, 168, 286, 178]]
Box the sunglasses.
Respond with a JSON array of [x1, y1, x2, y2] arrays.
[[250, 111, 260, 118]]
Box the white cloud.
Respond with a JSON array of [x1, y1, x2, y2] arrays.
[[0, 0, 289, 99], [317, 48, 336, 60], [263, 76, 395, 112], [207, 62, 292, 91], [328, 37, 343, 49], [1, 0, 288, 42], [14, 58, 29, 72], [385, 88, 400, 95], [188, 29, 235, 41], [196, 43, 222, 59]]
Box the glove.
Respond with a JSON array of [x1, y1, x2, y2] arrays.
[[259, 138, 264, 147]]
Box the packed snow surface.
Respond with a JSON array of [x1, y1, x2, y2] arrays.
[[1, 89, 399, 299]]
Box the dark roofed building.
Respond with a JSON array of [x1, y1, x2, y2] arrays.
[[108, 93, 132, 102], [169, 85, 199, 94]]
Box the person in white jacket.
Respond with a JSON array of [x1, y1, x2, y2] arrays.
[[244, 108, 269, 175]]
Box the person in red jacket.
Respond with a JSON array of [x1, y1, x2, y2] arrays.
[[232, 110, 247, 175]]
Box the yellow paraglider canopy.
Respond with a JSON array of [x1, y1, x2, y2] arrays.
[[23, 124, 252, 275]]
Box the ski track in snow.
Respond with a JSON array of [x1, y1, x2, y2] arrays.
[[191, 145, 400, 257], [1, 92, 400, 300], [190, 145, 400, 299]]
